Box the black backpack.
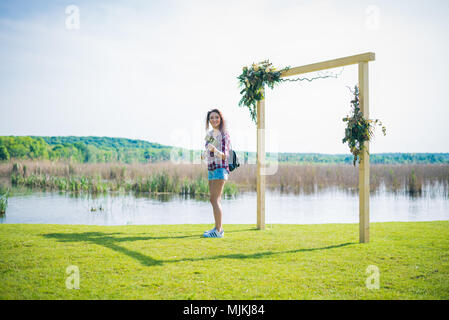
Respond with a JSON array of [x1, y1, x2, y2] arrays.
[[228, 149, 240, 172]]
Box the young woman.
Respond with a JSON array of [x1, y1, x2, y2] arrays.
[[202, 108, 231, 238]]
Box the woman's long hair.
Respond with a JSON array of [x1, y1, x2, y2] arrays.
[[205, 108, 227, 133]]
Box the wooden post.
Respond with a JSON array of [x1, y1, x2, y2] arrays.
[[257, 89, 266, 230], [358, 62, 370, 243]]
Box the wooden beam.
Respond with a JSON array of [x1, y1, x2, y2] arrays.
[[280, 52, 375, 78], [257, 90, 266, 230], [358, 62, 370, 243]]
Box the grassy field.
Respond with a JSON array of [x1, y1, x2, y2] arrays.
[[0, 221, 448, 300]]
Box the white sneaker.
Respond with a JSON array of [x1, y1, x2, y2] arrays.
[[203, 227, 216, 235], [203, 228, 224, 238]]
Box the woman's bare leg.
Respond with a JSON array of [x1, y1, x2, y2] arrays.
[[209, 179, 226, 232]]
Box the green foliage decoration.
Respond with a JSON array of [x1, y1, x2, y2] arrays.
[[342, 85, 386, 166], [237, 60, 290, 123], [238, 60, 343, 124]]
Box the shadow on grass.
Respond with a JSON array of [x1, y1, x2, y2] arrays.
[[42, 230, 355, 267], [43, 231, 200, 266], [174, 242, 356, 263]]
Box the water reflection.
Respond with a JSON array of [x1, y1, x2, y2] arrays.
[[1, 183, 448, 226], [62, 190, 215, 203]]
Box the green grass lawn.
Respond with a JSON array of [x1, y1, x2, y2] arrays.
[[0, 221, 448, 299]]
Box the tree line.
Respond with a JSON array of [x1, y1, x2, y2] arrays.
[[0, 136, 172, 163], [0, 136, 448, 164]]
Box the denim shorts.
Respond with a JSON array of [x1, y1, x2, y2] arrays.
[[208, 168, 229, 180]]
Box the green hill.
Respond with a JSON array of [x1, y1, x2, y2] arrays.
[[36, 136, 168, 150], [0, 135, 172, 163]]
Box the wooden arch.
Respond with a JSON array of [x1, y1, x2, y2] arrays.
[[256, 52, 375, 243]]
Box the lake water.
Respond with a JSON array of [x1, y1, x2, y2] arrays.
[[1, 183, 448, 225]]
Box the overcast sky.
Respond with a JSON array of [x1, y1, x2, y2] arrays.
[[1, 0, 448, 153]]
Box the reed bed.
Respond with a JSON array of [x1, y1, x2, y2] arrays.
[[0, 187, 8, 215], [228, 162, 449, 196], [1, 160, 448, 197], [2, 161, 238, 197]]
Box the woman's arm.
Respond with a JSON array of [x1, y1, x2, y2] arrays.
[[217, 149, 226, 160]]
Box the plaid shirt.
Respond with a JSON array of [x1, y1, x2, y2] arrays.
[[204, 130, 231, 172]]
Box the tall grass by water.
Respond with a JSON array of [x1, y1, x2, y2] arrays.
[[3, 161, 238, 197], [0, 187, 8, 215], [262, 163, 449, 196], [1, 160, 448, 197]]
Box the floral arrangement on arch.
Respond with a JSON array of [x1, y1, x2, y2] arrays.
[[342, 85, 386, 166], [237, 60, 289, 124], [237, 60, 343, 124]]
